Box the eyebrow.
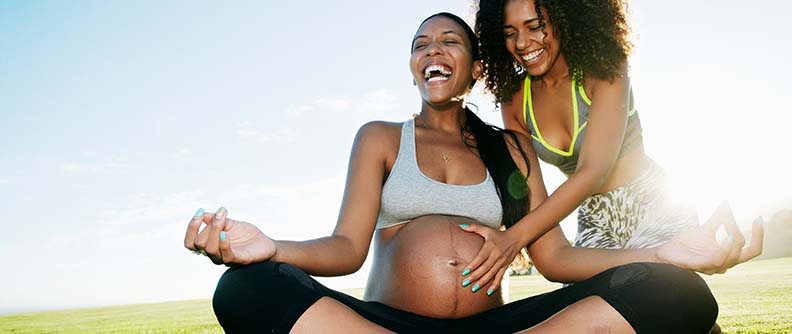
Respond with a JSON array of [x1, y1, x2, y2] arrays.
[[412, 30, 464, 45], [503, 18, 540, 29]]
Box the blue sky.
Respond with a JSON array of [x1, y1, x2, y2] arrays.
[[1, 0, 789, 313]]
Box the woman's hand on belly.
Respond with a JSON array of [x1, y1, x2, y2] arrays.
[[366, 215, 505, 318], [456, 223, 525, 301]]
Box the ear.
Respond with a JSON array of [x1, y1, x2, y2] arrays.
[[472, 60, 484, 80]]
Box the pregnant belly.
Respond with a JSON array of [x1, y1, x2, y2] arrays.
[[364, 215, 504, 318]]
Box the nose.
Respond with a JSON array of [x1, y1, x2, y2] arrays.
[[425, 41, 443, 56], [515, 31, 530, 52]]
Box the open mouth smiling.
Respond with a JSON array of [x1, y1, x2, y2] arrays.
[[521, 48, 544, 65], [423, 63, 453, 83]]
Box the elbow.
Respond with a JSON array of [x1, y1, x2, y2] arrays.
[[540, 271, 563, 283], [530, 257, 565, 283], [330, 255, 365, 276], [340, 251, 368, 275], [575, 163, 612, 191], [530, 245, 578, 284], [535, 264, 572, 283], [330, 236, 369, 275]]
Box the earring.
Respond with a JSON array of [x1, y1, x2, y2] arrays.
[[413, 79, 417, 86], [513, 62, 526, 75]]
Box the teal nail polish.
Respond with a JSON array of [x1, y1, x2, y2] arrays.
[[216, 207, 227, 219], [462, 269, 471, 276], [487, 288, 494, 296], [462, 279, 471, 287], [220, 231, 227, 242], [194, 208, 204, 218], [756, 216, 764, 225], [472, 284, 481, 293], [458, 223, 470, 228], [727, 235, 734, 243]]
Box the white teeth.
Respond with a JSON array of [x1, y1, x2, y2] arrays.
[[424, 64, 453, 79], [522, 49, 544, 63], [427, 76, 449, 82]]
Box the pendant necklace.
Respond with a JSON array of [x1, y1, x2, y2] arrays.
[[414, 113, 451, 165]]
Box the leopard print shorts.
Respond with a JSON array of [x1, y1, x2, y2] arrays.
[[573, 162, 699, 249]]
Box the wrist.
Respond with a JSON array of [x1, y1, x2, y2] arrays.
[[506, 223, 532, 248], [270, 240, 282, 262], [648, 247, 665, 264]]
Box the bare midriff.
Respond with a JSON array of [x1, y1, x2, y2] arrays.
[[591, 141, 651, 194], [363, 215, 504, 318]]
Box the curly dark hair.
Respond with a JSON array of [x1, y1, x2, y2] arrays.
[[475, 0, 633, 103]]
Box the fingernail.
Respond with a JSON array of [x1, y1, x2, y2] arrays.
[[459, 224, 470, 229], [487, 288, 494, 296], [755, 216, 764, 225], [472, 284, 481, 293], [194, 208, 204, 218], [215, 207, 227, 220], [462, 269, 471, 276], [727, 235, 734, 243], [220, 231, 227, 242], [462, 279, 471, 287]]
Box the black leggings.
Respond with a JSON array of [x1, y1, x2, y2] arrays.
[[213, 262, 717, 334]]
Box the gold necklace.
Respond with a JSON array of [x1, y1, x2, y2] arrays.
[[413, 114, 451, 165]]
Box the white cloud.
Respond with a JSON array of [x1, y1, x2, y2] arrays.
[[313, 89, 399, 115], [172, 148, 193, 161], [237, 123, 273, 143], [356, 89, 398, 115], [237, 123, 296, 144], [58, 156, 129, 174], [284, 104, 314, 117], [59, 162, 100, 173], [315, 96, 353, 110]]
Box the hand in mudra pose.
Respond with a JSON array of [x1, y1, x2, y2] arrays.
[[656, 202, 764, 275], [184, 207, 276, 266]]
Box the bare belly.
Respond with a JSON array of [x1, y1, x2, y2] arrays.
[[595, 144, 651, 193], [363, 215, 504, 318]]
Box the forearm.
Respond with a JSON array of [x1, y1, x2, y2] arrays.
[[541, 246, 661, 283], [271, 235, 364, 276], [511, 168, 605, 246]]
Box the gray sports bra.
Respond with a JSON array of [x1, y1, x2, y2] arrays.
[[522, 75, 643, 175], [375, 118, 503, 230]]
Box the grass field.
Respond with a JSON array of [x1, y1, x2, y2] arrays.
[[2, 257, 790, 333]]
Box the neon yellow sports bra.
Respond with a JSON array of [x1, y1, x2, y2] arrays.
[[522, 75, 643, 175]]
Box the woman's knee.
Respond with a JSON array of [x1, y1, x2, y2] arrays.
[[608, 263, 718, 333], [213, 262, 316, 331]]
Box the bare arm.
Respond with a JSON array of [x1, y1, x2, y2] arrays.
[[269, 121, 392, 276], [501, 69, 631, 248], [186, 121, 394, 277], [513, 127, 762, 283]]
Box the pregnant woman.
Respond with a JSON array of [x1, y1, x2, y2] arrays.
[[184, 12, 762, 334]]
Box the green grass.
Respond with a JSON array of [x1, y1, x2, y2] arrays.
[[2, 257, 790, 333]]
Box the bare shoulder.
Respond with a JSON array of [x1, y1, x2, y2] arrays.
[[584, 61, 630, 98], [355, 121, 403, 144], [352, 120, 403, 160]]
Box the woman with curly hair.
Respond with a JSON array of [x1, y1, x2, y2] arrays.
[[462, 2, 731, 331]]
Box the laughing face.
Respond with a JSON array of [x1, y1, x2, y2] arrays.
[[410, 16, 481, 107], [502, 0, 562, 78]]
